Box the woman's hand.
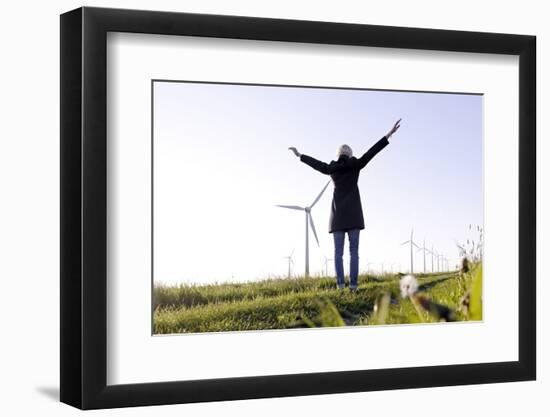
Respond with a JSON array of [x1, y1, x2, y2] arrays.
[[386, 118, 402, 139], [288, 147, 301, 157]]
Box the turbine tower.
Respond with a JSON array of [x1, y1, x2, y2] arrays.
[[276, 180, 331, 277], [401, 229, 419, 273]]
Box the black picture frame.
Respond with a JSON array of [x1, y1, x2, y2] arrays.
[[60, 6, 536, 410]]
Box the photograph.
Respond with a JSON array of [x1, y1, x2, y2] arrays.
[[152, 80, 483, 334], [54, 4, 537, 411]]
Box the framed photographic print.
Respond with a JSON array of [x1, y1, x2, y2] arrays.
[[60, 6, 536, 410]]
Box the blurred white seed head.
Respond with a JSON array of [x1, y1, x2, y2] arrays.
[[400, 274, 418, 298], [336, 144, 353, 159]]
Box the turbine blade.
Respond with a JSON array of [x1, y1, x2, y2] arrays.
[[412, 242, 420, 249], [310, 180, 331, 208], [308, 213, 320, 247], [400, 240, 410, 245], [275, 205, 304, 211]]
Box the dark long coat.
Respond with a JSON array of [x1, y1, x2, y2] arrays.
[[300, 136, 389, 233]]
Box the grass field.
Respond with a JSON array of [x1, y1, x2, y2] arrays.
[[153, 261, 482, 334]]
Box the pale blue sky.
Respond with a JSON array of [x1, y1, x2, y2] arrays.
[[153, 81, 482, 285]]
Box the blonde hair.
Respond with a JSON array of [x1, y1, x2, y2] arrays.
[[336, 144, 353, 158]]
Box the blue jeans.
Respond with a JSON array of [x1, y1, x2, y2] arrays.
[[333, 229, 360, 289]]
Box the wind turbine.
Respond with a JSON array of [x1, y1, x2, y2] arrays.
[[276, 180, 331, 277], [442, 254, 448, 272], [323, 256, 333, 277], [283, 249, 295, 279], [401, 229, 419, 273], [429, 245, 435, 272], [416, 239, 429, 273]]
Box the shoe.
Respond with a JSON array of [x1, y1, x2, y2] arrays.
[[349, 287, 358, 293]]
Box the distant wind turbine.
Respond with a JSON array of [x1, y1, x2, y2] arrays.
[[416, 239, 429, 273], [323, 255, 333, 277], [438, 254, 446, 272], [429, 245, 435, 272], [276, 180, 331, 277], [401, 229, 419, 273], [283, 249, 295, 279], [434, 251, 441, 272]]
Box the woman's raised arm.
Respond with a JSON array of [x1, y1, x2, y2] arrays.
[[289, 147, 331, 175], [357, 119, 401, 170]]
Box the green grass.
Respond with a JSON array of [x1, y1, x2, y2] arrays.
[[153, 265, 482, 334], [153, 273, 399, 310]]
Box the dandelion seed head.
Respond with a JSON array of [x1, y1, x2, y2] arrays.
[[400, 274, 418, 298]]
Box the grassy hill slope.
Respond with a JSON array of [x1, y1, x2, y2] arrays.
[[153, 265, 481, 334]]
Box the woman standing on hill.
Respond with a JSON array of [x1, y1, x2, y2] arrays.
[[288, 119, 401, 292]]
